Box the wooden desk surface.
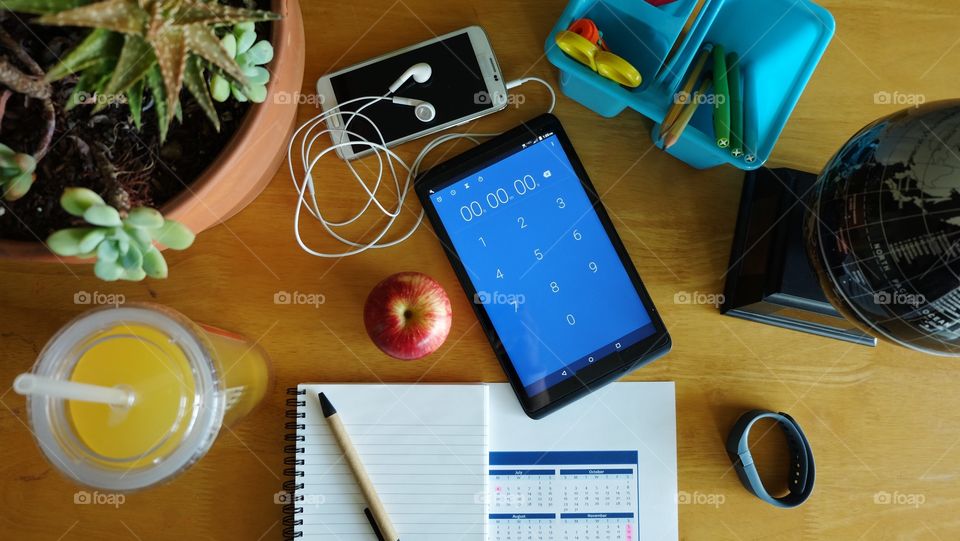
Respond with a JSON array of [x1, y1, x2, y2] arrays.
[[2, 1, 960, 539]]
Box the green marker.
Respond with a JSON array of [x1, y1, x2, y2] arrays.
[[712, 45, 731, 149], [743, 66, 759, 164], [727, 53, 744, 158]]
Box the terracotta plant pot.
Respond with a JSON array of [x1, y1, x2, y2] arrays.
[[0, 0, 305, 261]]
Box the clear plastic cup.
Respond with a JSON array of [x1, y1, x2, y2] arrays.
[[25, 303, 271, 491]]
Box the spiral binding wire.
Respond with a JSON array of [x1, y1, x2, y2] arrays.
[[283, 387, 306, 539]]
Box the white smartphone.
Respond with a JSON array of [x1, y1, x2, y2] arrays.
[[315, 26, 508, 160]]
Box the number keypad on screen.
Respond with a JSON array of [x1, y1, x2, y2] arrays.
[[430, 135, 653, 392]]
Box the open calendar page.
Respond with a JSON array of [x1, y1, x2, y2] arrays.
[[487, 383, 678, 541], [287, 383, 675, 541]]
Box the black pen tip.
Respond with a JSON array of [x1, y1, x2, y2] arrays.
[[363, 507, 386, 541], [318, 392, 337, 417]]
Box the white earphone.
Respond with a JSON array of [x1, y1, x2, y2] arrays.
[[388, 62, 432, 93], [391, 96, 436, 122], [387, 63, 436, 123], [288, 63, 556, 258]]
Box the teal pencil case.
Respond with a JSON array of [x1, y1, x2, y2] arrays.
[[544, 0, 836, 170]]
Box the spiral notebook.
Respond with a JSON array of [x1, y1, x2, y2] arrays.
[[283, 383, 677, 541], [284, 384, 489, 540]]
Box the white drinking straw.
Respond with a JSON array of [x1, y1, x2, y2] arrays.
[[13, 373, 134, 407]]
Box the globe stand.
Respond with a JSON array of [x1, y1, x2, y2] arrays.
[[721, 167, 877, 347]]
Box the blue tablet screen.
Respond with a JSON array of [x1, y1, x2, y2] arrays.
[[428, 134, 655, 396]]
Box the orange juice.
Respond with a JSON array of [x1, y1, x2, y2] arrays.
[[68, 324, 197, 465], [25, 304, 270, 491]]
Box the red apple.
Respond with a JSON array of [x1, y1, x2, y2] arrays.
[[363, 272, 453, 360]]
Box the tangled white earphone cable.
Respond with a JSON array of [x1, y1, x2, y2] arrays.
[[287, 76, 556, 258]]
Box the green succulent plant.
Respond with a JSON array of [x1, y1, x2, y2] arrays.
[[3, 0, 280, 141], [46, 187, 195, 281], [209, 22, 273, 103], [0, 143, 37, 201]]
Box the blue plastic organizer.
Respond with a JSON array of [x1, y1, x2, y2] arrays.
[[544, 0, 836, 170]]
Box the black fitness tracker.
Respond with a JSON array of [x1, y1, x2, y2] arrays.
[[726, 410, 815, 508]]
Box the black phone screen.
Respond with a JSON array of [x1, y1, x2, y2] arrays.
[[329, 32, 496, 149]]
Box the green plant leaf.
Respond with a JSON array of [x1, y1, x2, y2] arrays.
[[146, 65, 170, 142], [183, 55, 220, 131], [184, 25, 247, 86], [244, 65, 269, 86], [152, 27, 187, 119], [0, 142, 15, 160], [119, 242, 142, 269], [97, 239, 119, 262], [240, 41, 273, 66], [124, 224, 154, 251], [96, 34, 155, 113], [122, 267, 146, 281], [124, 206, 164, 228], [142, 248, 168, 278], [83, 204, 123, 227], [47, 227, 93, 256], [18, 152, 38, 171], [60, 187, 105, 216], [0, 0, 91, 15], [2, 169, 36, 201], [153, 219, 194, 250], [115, 230, 130, 254], [37, 0, 148, 34], [209, 73, 230, 102], [235, 29, 255, 55], [126, 77, 144, 129], [78, 228, 106, 253], [244, 83, 266, 103], [46, 28, 121, 82], [3, 149, 37, 175], [221, 33, 237, 59], [231, 85, 248, 102], [171, 4, 279, 26], [94, 258, 124, 281]]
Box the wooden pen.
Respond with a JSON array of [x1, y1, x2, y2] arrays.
[[319, 392, 400, 541]]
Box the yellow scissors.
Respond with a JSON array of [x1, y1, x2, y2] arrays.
[[555, 25, 642, 88]]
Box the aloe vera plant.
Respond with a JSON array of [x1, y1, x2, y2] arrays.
[[0, 143, 37, 201], [3, 0, 280, 140], [209, 22, 273, 103], [47, 187, 195, 281]]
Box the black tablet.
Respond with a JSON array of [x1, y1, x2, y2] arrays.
[[416, 114, 671, 418]]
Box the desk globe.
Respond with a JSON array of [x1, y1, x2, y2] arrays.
[[806, 100, 960, 355]]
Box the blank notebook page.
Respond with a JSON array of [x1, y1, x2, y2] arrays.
[[296, 384, 488, 540]]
